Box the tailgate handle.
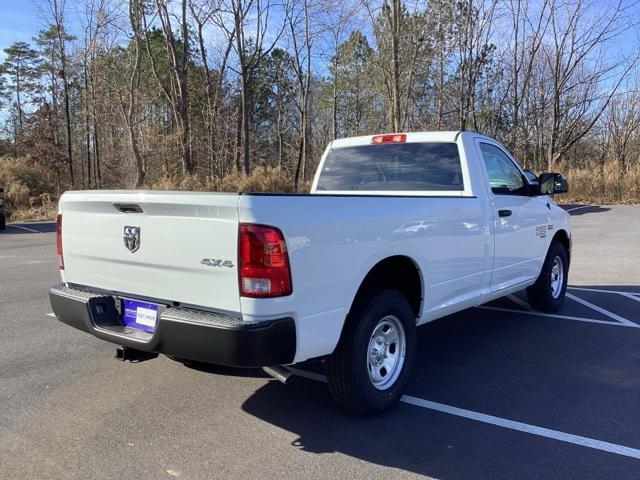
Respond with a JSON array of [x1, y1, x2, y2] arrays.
[[114, 203, 143, 214]]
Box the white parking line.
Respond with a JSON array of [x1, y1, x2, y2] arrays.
[[569, 286, 640, 296], [568, 287, 640, 304], [7, 224, 40, 233], [288, 368, 640, 460], [566, 205, 600, 213], [507, 294, 532, 311], [25, 260, 57, 265], [476, 305, 640, 328], [400, 396, 640, 460], [46, 313, 56, 318], [566, 292, 637, 327]]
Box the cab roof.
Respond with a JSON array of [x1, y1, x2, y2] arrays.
[[329, 131, 497, 149], [330, 131, 462, 149]]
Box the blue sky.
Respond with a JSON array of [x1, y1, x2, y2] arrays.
[[0, 5, 42, 61], [1, 0, 639, 68]]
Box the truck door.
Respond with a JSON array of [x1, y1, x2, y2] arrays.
[[475, 140, 549, 292]]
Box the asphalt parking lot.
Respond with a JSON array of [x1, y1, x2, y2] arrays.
[[1, 205, 639, 479]]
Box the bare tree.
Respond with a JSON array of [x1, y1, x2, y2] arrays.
[[503, 0, 550, 160], [143, 0, 193, 175], [221, 0, 286, 174], [3, 0, 640, 206], [41, 0, 75, 185], [366, 0, 430, 132], [81, 0, 115, 188], [320, 0, 361, 140], [453, 0, 497, 131], [123, 0, 145, 187], [603, 88, 640, 173], [543, 0, 640, 169], [287, 0, 316, 189], [366, 0, 402, 131], [189, 0, 234, 179]]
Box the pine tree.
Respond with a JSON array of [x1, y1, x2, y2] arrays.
[[1, 42, 41, 134]]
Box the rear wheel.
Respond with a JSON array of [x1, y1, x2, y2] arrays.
[[327, 289, 416, 414], [527, 241, 569, 312], [0, 212, 5, 231]]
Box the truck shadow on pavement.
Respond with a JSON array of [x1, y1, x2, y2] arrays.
[[560, 204, 611, 216], [240, 286, 640, 479], [177, 359, 270, 379]]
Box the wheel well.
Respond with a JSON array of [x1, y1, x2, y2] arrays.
[[553, 229, 571, 263], [351, 256, 422, 318]]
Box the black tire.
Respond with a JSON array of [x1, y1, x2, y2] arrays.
[[0, 213, 5, 231], [526, 241, 569, 312], [327, 289, 417, 414]]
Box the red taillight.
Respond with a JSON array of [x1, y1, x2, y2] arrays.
[[238, 223, 292, 297], [56, 214, 64, 270], [371, 133, 406, 144]]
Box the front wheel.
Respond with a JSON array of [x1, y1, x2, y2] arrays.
[[0, 213, 5, 231], [527, 240, 569, 312], [327, 289, 417, 414]]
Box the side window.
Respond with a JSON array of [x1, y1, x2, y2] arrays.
[[479, 143, 526, 195]]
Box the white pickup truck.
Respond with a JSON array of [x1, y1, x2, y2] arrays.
[[50, 131, 571, 413]]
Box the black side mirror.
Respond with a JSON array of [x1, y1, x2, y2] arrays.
[[538, 172, 569, 195]]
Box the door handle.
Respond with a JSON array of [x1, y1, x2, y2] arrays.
[[498, 209, 512, 217]]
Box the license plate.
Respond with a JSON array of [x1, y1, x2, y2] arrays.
[[121, 298, 158, 332]]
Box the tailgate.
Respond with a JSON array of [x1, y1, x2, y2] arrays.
[[59, 191, 241, 312]]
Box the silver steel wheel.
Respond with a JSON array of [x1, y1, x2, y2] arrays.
[[366, 315, 406, 390], [550, 255, 564, 299]]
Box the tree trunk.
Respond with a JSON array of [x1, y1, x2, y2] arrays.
[[194, 19, 215, 178], [127, 0, 145, 188], [89, 64, 101, 187], [56, 21, 75, 186], [235, 101, 242, 172], [177, 0, 193, 175], [84, 65, 92, 187], [332, 48, 339, 140], [146, 0, 193, 176], [390, 0, 401, 132], [15, 70, 23, 132], [233, 0, 251, 176], [240, 69, 251, 174], [293, 0, 312, 191]]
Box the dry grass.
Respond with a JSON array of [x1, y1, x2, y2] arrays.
[[0, 157, 35, 208], [3, 156, 639, 223], [145, 173, 215, 192], [147, 166, 303, 193], [7, 205, 58, 223], [2, 162, 306, 222], [561, 163, 640, 205], [216, 166, 299, 192], [0, 156, 58, 222]]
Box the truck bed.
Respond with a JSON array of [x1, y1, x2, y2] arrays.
[[58, 189, 488, 361]]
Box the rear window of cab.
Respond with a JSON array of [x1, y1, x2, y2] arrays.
[[316, 142, 463, 192]]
